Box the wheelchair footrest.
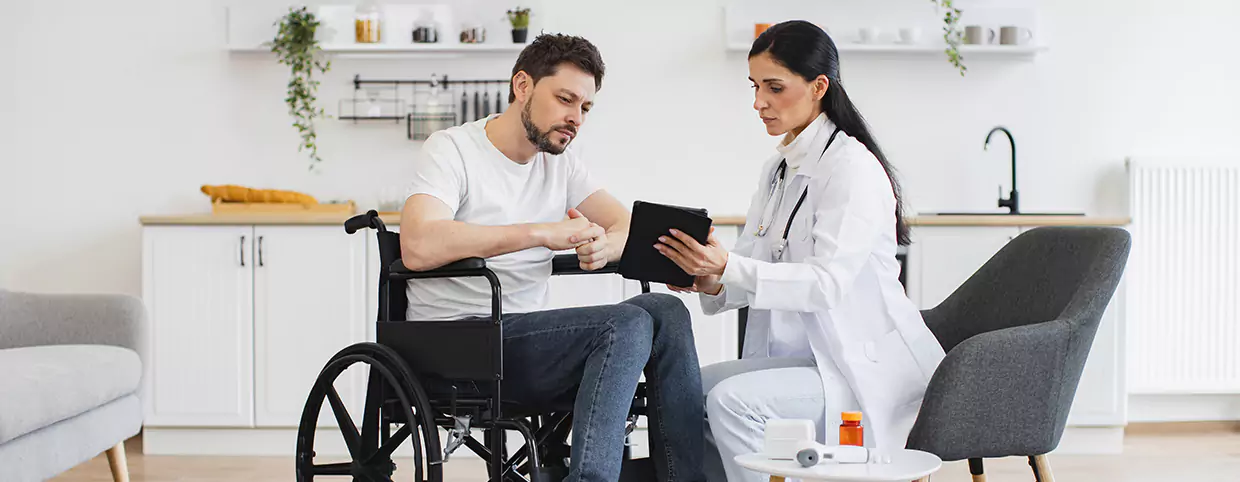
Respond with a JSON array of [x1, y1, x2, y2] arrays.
[[443, 415, 472, 461], [529, 465, 567, 482]]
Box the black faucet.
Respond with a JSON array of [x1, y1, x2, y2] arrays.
[[985, 126, 1019, 214]]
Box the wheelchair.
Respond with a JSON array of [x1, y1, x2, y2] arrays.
[[295, 210, 653, 482]]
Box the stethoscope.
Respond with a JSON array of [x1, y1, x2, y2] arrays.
[[755, 127, 842, 261]]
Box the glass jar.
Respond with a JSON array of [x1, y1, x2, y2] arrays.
[[460, 24, 486, 44], [354, 0, 381, 44], [412, 11, 440, 43], [412, 22, 439, 43]]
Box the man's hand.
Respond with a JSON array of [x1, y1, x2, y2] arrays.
[[536, 208, 602, 251], [572, 190, 630, 270], [536, 209, 610, 270], [571, 209, 612, 271]]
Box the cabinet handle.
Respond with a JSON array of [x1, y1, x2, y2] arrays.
[[258, 236, 265, 267], [239, 235, 246, 267]]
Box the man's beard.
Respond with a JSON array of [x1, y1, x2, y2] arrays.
[[521, 98, 576, 155]]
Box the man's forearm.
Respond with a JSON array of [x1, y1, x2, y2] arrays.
[[401, 220, 544, 271]]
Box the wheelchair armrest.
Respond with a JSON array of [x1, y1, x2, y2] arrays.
[[551, 255, 650, 293], [389, 257, 489, 279], [551, 253, 621, 275], [390, 257, 502, 321]]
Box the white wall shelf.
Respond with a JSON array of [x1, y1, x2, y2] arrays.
[[228, 42, 526, 56], [726, 42, 1048, 58], [225, 4, 527, 58], [721, 3, 1047, 60]]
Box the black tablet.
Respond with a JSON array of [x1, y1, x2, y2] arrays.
[[618, 201, 713, 287]]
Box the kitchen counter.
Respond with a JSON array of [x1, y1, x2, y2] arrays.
[[140, 212, 378, 226], [140, 212, 1127, 228], [140, 212, 751, 226], [907, 215, 1130, 227]]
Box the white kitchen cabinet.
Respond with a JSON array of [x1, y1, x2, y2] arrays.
[[138, 218, 1127, 454], [906, 226, 1020, 309], [142, 224, 369, 430], [253, 226, 368, 427], [141, 226, 255, 427]]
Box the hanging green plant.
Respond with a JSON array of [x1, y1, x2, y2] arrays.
[[268, 6, 331, 171], [933, 0, 966, 76]]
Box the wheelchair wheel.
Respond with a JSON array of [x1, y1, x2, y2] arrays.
[[295, 342, 443, 482]]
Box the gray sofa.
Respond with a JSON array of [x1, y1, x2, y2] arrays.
[[0, 290, 146, 482]]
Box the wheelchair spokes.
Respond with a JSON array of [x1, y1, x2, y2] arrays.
[[296, 343, 443, 482]]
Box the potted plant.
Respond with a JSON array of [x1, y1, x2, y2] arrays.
[[268, 6, 331, 171], [506, 7, 530, 43], [932, 0, 966, 76]]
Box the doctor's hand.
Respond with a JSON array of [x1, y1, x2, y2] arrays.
[[656, 226, 729, 278], [667, 274, 724, 296]]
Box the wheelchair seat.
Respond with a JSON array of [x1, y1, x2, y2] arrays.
[[294, 210, 652, 482]]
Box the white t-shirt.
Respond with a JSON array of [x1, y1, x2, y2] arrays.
[[405, 114, 602, 321]]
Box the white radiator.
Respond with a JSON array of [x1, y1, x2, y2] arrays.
[[1127, 158, 1240, 394]]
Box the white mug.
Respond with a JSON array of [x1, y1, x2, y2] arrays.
[[858, 27, 880, 44], [1000, 26, 1033, 45], [898, 27, 921, 45], [964, 25, 995, 45]]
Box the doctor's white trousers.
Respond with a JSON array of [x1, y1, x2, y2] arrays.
[[701, 358, 860, 482]]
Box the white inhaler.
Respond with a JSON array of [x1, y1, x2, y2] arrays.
[[795, 441, 891, 466]]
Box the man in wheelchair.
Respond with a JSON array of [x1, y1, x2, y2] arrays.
[[399, 34, 706, 482]]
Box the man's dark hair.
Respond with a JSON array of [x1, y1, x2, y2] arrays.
[[508, 33, 605, 103]]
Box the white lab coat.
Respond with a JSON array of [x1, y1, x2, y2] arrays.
[[701, 116, 946, 450]]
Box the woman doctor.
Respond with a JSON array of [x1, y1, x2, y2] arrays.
[[655, 20, 947, 481]]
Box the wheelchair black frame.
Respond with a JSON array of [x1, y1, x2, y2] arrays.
[[308, 210, 650, 482]]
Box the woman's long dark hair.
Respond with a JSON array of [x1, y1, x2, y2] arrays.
[[751, 20, 910, 246]]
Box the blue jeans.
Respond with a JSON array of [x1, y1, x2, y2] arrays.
[[501, 293, 705, 482]]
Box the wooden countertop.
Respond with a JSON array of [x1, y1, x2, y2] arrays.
[[140, 212, 379, 226], [139, 212, 752, 227], [140, 212, 1128, 227], [907, 215, 1130, 227]]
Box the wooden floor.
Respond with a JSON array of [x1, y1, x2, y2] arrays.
[[56, 427, 1240, 481]]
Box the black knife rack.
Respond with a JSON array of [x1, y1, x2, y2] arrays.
[[341, 74, 511, 140]]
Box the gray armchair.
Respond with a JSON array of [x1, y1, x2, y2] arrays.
[[906, 226, 1131, 482], [0, 290, 147, 482]]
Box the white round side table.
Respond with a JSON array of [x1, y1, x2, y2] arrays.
[[735, 449, 942, 482]]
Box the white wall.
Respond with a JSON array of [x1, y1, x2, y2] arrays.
[[1, 0, 1238, 295]]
